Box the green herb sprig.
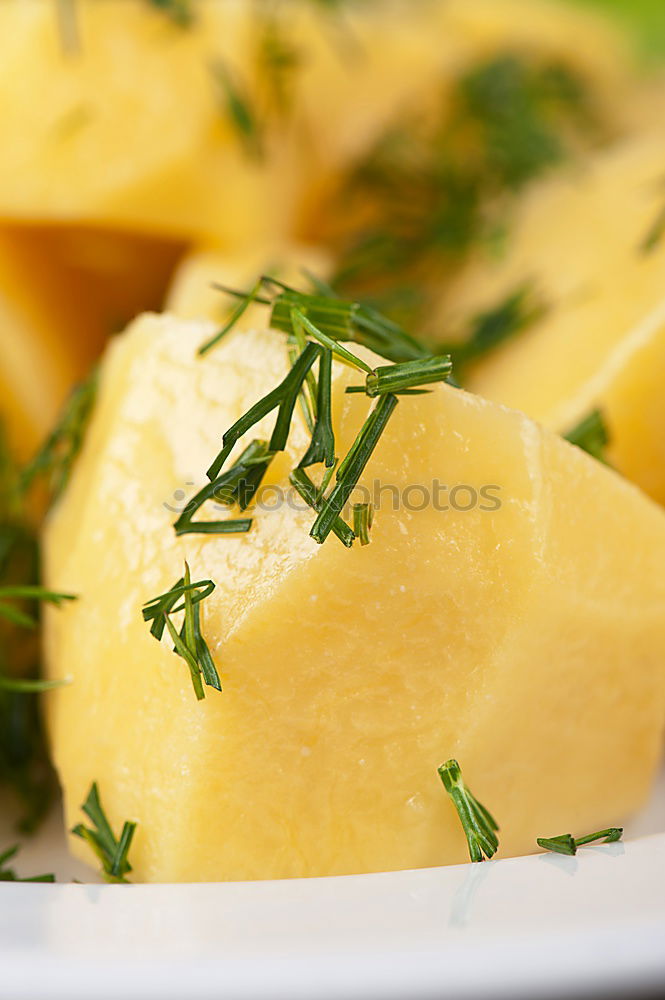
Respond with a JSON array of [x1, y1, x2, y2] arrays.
[[21, 370, 97, 502], [190, 278, 457, 552], [208, 276, 428, 363], [564, 408, 610, 463], [352, 503, 373, 546], [71, 783, 136, 884], [145, 0, 194, 27], [0, 844, 55, 883], [438, 759, 499, 863], [537, 827, 623, 856], [442, 286, 545, 375], [212, 61, 263, 161], [0, 586, 76, 631], [143, 563, 221, 700]]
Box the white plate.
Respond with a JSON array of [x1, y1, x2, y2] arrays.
[[1, 771, 665, 1000]]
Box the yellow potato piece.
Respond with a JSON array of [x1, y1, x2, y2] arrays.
[[0, 0, 296, 247], [0, 229, 100, 460], [44, 314, 665, 881], [437, 134, 665, 504]]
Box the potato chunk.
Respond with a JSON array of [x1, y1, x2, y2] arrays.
[[44, 314, 665, 881], [438, 135, 665, 504]]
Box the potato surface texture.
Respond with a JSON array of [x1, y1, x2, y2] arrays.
[[440, 135, 665, 504], [44, 315, 665, 881]]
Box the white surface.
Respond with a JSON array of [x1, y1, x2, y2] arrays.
[[1, 772, 664, 1000]]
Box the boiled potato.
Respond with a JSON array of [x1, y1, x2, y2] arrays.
[[0, 0, 297, 247], [436, 133, 665, 504], [44, 313, 665, 881], [0, 229, 102, 460]]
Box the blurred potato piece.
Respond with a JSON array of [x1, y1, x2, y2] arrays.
[[0, 224, 183, 460], [0, 0, 296, 247], [0, 229, 98, 461], [437, 134, 665, 504]]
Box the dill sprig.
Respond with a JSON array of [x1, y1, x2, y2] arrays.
[[173, 440, 268, 536], [71, 783, 136, 884], [212, 61, 263, 161], [438, 759, 499, 863], [639, 196, 665, 255], [330, 54, 595, 328], [0, 844, 55, 883], [311, 393, 398, 545], [145, 0, 194, 27], [537, 827, 623, 856], [209, 276, 428, 363], [0, 586, 76, 631], [289, 468, 354, 547], [21, 370, 97, 502], [443, 286, 545, 374], [196, 279, 457, 550], [352, 503, 373, 546], [564, 408, 610, 463], [142, 563, 221, 700]]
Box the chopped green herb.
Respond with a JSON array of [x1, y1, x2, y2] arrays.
[[537, 827, 623, 856], [0, 844, 55, 883], [445, 286, 545, 373], [297, 347, 336, 469], [364, 355, 452, 397], [330, 53, 596, 328], [142, 563, 221, 699], [0, 586, 76, 631], [144, 0, 194, 27], [174, 440, 273, 536], [438, 759, 499, 863], [212, 61, 263, 161], [210, 277, 428, 363], [71, 783, 136, 883], [205, 340, 322, 481], [311, 393, 398, 545], [564, 408, 610, 463], [289, 468, 355, 548], [199, 278, 263, 357], [639, 201, 665, 255], [352, 503, 373, 546], [21, 370, 97, 502]]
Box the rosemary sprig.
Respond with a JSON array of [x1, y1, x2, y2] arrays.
[[438, 759, 499, 863], [537, 827, 623, 856], [142, 563, 221, 699], [311, 393, 398, 545], [21, 370, 97, 502], [352, 503, 373, 546], [0, 844, 55, 883], [564, 408, 610, 463], [71, 783, 136, 884]]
